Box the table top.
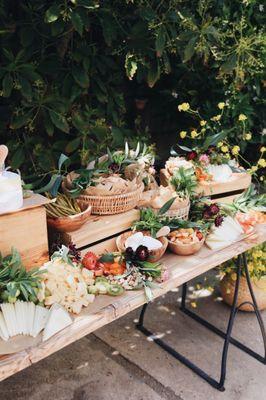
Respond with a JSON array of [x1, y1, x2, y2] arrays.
[[0, 223, 265, 382]]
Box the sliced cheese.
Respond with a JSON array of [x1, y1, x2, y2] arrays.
[[27, 302, 36, 336], [43, 304, 72, 342], [14, 301, 24, 335], [1, 303, 17, 337], [0, 311, 9, 341], [20, 301, 28, 335], [32, 305, 49, 337]]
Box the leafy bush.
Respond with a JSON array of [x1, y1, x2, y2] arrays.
[[0, 1, 265, 182]]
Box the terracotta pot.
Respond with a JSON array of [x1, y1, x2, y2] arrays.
[[116, 231, 168, 262], [47, 201, 92, 232], [220, 275, 266, 312], [167, 237, 205, 256]]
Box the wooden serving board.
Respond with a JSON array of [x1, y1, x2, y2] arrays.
[[56, 209, 140, 249], [160, 169, 251, 201], [196, 172, 251, 197], [0, 224, 265, 382]]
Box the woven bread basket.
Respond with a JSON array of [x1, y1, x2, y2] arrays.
[[154, 202, 190, 219], [62, 181, 144, 215], [139, 189, 190, 220]]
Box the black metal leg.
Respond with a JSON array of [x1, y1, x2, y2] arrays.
[[136, 253, 266, 391]]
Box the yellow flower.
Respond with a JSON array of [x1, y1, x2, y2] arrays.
[[244, 133, 252, 140], [217, 142, 223, 148], [218, 102, 225, 110], [178, 102, 190, 112], [251, 166, 258, 172], [221, 145, 228, 153], [211, 114, 222, 121], [232, 145, 240, 155], [231, 273, 237, 281], [239, 114, 247, 121], [260, 176, 264, 181], [191, 301, 197, 308], [200, 120, 207, 126], [201, 128, 206, 133], [191, 130, 198, 138], [260, 147, 266, 152], [258, 159, 266, 168], [179, 131, 187, 139]]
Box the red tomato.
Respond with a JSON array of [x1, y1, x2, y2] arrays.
[[82, 251, 98, 270]]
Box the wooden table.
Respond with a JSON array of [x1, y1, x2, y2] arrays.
[[0, 224, 265, 384]]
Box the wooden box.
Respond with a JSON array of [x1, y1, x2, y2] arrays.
[[0, 194, 50, 269], [49, 209, 140, 256], [160, 169, 251, 203]]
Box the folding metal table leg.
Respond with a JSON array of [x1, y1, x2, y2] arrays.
[[136, 253, 266, 391]]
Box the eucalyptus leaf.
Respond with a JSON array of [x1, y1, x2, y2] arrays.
[[158, 197, 176, 215]]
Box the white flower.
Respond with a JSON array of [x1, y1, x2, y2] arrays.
[[259, 4, 264, 11]]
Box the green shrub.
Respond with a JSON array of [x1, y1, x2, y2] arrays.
[[0, 1, 265, 181]]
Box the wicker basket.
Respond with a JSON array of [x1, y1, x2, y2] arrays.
[[74, 183, 144, 215], [220, 275, 266, 312]]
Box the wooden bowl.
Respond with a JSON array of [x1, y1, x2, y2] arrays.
[[167, 237, 205, 256], [116, 231, 168, 262], [47, 201, 92, 232]]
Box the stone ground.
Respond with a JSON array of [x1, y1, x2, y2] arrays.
[[1, 285, 266, 400]]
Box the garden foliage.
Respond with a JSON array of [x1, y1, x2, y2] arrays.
[[0, 1, 265, 179]]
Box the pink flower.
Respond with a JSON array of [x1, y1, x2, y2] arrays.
[[161, 269, 169, 282], [199, 154, 210, 165]]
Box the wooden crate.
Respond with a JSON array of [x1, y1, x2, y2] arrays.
[[0, 194, 50, 269], [160, 169, 251, 203], [49, 209, 140, 255]]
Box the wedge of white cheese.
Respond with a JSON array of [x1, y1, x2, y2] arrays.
[[0, 311, 9, 341], [125, 232, 144, 251], [206, 216, 244, 250], [43, 303, 72, 342], [32, 305, 49, 338]]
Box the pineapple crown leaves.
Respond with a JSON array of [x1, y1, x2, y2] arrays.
[[170, 167, 197, 197]]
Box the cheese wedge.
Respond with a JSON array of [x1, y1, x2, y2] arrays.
[[142, 236, 162, 250], [43, 304, 72, 342], [206, 216, 244, 250], [0, 311, 9, 341], [32, 305, 49, 337]]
